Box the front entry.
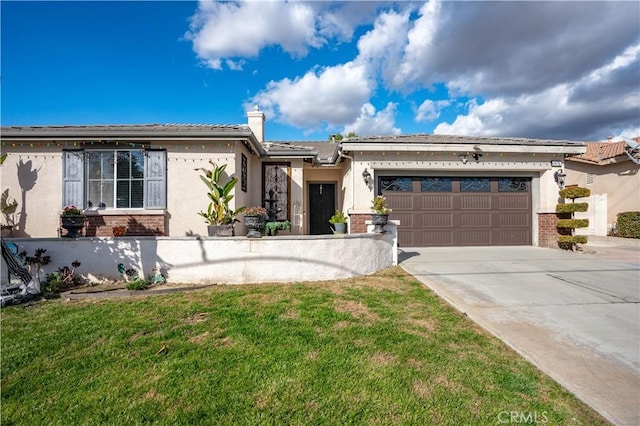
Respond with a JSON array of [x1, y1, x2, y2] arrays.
[[308, 183, 335, 235]]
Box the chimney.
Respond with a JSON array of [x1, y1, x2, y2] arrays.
[[247, 105, 265, 142]]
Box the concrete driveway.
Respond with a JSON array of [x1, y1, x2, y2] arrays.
[[399, 236, 639, 426]]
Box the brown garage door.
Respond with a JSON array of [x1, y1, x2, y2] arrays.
[[381, 177, 532, 247]]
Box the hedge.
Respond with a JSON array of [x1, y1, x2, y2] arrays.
[[558, 235, 588, 245], [557, 219, 589, 229], [616, 211, 640, 238], [559, 186, 591, 200], [556, 202, 589, 213]]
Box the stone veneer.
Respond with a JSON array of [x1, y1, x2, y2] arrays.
[[537, 212, 571, 248]]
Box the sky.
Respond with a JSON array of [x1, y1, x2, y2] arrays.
[[2, 0, 639, 142]]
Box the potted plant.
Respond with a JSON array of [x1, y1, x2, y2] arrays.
[[329, 210, 348, 234], [197, 160, 245, 237], [371, 195, 391, 233], [60, 205, 86, 238], [264, 220, 291, 236], [244, 206, 268, 238], [1, 189, 18, 237]]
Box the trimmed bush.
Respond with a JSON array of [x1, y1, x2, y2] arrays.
[[556, 202, 589, 213], [559, 186, 591, 200], [616, 211, 640, 238], [557, 219, 589, 229], [558, 235, 588, 245]]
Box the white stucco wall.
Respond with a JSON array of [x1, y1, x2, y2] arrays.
[[2, 230, 396, 285], [1, 149, 63, 238]]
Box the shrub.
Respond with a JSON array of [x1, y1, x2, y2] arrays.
[[556, 202, 588, 213], [559, 187, 591, 200], [616, 211, 640, 238], [329, 210, 347, 224], [126, 278, 150, 291], [557, 219, 589, 229], [558, 235, 588, 245]]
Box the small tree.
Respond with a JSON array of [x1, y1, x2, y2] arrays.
[[556, 186, 590, 250], [196, 161, 245, 225]]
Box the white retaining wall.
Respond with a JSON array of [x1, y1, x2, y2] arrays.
[[2, 225, 397, 285]]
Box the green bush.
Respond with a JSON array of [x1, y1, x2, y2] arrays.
[[558, 235, 588, 245], [616, 211, 640, 238], [557, 219, 589, 229], [126, 278, 150, 291], [559, 186, 591, 200], [556, 203, 588, 213]]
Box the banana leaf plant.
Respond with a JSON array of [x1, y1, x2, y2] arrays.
[[197, 160, 245, 225]]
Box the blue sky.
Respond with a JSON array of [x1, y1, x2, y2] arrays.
[[2, 1, 639, 142]]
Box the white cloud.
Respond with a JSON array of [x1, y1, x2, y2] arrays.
[[247, 62, 373, 129], [186, 0, 323, 70], [416, 99, 451, 122], [343, 102, 401, 137], [434, 45, 640, 140]]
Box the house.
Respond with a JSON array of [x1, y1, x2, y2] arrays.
[[0, 108, 587, 247], [564, 139, 640, 235]]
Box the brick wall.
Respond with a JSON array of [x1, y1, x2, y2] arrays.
[[349, 213, 370, 234], [538, 212, 571, 248], [82, 214, 166, 237]]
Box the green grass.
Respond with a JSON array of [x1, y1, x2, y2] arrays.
[[1, 268, 607, 425]]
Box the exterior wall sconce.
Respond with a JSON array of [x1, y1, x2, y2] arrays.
[[554, 169, 566, 188], [362, 168, 372, 185]]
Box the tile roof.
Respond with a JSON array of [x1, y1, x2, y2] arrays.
[[567, 141, 632, 164]]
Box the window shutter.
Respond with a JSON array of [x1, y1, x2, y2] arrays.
[[62, 150, 84, 208], [145, 150, 166, 209]]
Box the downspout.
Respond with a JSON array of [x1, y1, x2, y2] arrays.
[[338, 147, 355, 214]]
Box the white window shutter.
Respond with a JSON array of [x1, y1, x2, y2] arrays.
[[145, 150, 166, 209], [62, 150, 84, 208]]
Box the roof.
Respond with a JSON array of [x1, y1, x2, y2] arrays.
[[263, 141, 340, 164], [0, 123, 254, 139], [567, 140, 640, 165], [342, 133, 586, 147]]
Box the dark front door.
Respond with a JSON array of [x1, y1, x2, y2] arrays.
[[309, 183, 335, 235]]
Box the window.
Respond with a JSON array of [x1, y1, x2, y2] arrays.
[[421, 177, 452, 192], [380, 177, 412, 192], [63, 149, 166, 210], [460, 178, 491, 192], [498, 178, 529, 192]]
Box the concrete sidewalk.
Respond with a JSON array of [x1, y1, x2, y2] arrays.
[[400, 240, 639, 426]]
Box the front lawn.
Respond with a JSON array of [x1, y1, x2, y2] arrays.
[[1, 268, 607, 425]]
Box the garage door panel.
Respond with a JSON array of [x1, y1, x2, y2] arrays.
[[424, 230, 454, 246], [499, 213, 531, 227], [422, 194, 453, 210], [498, 230, 530, 245], [386, 194, 413, 210], [460, 230, 493, 246], [423, 213, 453, 228], [461, 195, 492, 209], [499, 195, 530, 209], [395, 213, 414, 227], [384, 176, 532, 247], [461, 212, 492, 227]]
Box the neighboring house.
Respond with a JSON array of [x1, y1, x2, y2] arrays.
[[564, 139, 640, 235], [0, 108, 586, 247]]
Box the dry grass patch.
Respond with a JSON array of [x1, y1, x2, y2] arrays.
[[369, 352, 398, 367], [333, 299, 380, 322]]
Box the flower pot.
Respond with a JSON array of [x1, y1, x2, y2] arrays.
[[244, 215, 265, 238], [61, 215, 86, 238], [371, 213, 389, 234], [207, 224, 234, 237], [332, 223, 347, 234], [1, 225, 13, 238]]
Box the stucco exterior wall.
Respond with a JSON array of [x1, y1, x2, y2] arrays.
[[2, 232, 396, 285], [1, 148, 63, 238], [565, 160, 640, 225]]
